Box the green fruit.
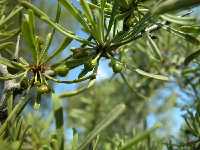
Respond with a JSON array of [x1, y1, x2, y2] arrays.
[[85, 59, 97, 71], [111, 60, 123, 73], [37, 84, 50, 94], [54, 64, 69, 77]]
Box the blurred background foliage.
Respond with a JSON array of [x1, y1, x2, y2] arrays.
[[1, 0, 200, 150]]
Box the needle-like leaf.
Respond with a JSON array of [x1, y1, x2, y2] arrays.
[[78, 103, 126, 150], [146, 33, 162, 60], [59, 0, 91, 32], [44, 37, 72, 63], [59, 79, 96, 97], [119, 124, 161, 150], [161, 14, 197, 26], [22, 10, 37, 62], [135, 68, 170, 81]]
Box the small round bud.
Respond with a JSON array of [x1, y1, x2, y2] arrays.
[[37, 84, 50, 94], [85, 59, 97, 71], [54, 64, 69, 77], [111, 60, 124, 73]]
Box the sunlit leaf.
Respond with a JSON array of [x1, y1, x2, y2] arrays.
[[180, 25, 200, 34], [162, 24, 200, 45], [147, 34, 162, 60], [135, 69, 170, 81], [22, 10, 37, 61], [161, 14, 197, 25]]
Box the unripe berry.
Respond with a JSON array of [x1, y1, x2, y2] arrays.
[[37, 84, 50, 94], [111, 59, 123, 73], [54, 64, 69, 77], [85, 59, 97, 71]]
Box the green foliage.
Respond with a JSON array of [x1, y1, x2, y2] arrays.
[[0, 0, 200, 149]]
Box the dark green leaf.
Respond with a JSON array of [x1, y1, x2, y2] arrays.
[[184, 49, 200, 65]]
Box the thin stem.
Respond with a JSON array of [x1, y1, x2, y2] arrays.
[[44, 73, 96, 84], [59, 78, 96, 98]]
